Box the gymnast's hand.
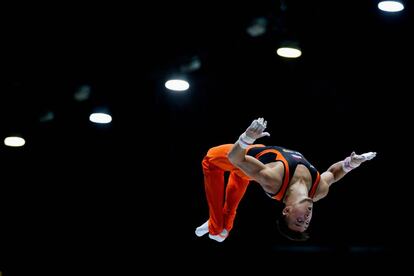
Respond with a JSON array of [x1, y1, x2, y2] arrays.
[[245, 118, 270, 141], [343, 151, 377, 172], [238, 118, 270, 148]]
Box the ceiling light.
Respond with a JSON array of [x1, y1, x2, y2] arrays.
[[165, 79, 190, 91], [89, 112, 112, 124], [4, 136, 26, 147], [276, 47, 302, 58], [378, 1, 404, 12]]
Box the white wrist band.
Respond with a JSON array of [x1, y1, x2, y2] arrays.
[[238, 133, 255, 149], [237, 138, 250, 149], [342, 156, 355, 173]]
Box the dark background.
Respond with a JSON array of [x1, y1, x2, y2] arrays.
[[1, 0, 411, 274]]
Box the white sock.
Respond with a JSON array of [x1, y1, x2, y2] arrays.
[[195, 220, 209, 237], [209, 229, 228, 242]]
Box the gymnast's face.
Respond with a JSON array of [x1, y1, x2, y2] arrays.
[[283, 198, 313, 232]]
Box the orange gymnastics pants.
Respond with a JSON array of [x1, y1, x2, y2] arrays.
[[202, 144, 263, 235]]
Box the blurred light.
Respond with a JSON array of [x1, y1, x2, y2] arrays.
[[74, 85, 92, 101], [180, 56, 201, 72], [4, 136, 26, 147], [276, 47, 302, 58], [39, 111, 55, 123], [246, 17, 268, 37], [165, 79, 189, 91], [89, 112, 112, 124], [378, 1, 404, 12]]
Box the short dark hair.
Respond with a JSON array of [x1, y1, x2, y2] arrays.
[[276, 217, 310, 242]]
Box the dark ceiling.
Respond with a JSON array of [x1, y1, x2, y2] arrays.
[[0, 1, 411, 137], [1, 1, 411, 274]]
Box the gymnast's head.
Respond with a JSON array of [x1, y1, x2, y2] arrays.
[[277, 197, 313, 241]]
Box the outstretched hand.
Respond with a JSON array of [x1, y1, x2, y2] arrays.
[[350, 151, 377, 165], [244, 117, 270, 141], [238, 117, 270, 148], [343, 151, 377, 172]]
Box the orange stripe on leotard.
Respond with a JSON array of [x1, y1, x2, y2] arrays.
[[253, 149, 290, 201], [308, 171, 320, 199]]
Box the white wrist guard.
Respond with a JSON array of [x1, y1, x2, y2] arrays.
[[342, 156, 357, 172], [237, 132, 255, 149]]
